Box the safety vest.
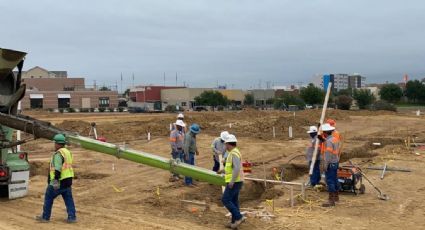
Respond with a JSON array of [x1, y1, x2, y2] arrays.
[[323, 135, 340, 164], [224, 147, 244, 183], [49, 148, 74, 181]]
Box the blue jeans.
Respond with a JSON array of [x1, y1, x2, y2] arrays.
[[325, 163, 339, 192], [172, 150, 183, 177], [309, 160, 321, 186], [184, 153, 195, 185], [212, 156, 220, 172], [42, 185, 76, 221], [222, 182, 243, 223]]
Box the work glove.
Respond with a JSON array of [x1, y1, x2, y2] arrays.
[[52, 179, 60, 190]]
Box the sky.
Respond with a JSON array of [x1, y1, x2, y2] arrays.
[[1, 0, 425, 91]]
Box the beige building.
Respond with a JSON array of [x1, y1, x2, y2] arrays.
[[17, 66, 67, 79], [19, 66, 118, 110], [161, 88, 246, 110]]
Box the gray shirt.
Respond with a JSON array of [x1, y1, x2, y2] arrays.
[[231, 153, 241, 183], [184, 131, 197, 154], [211, 137, 226, 158]]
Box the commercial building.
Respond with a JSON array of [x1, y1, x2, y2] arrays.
[[247, 89, 275, 106], [128, 85, 185, 110], [19, 66, 118, 110], [161, 88, 246, 110], [313, 73, 366, 92]]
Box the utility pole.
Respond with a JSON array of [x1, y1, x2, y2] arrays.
[[132, 73, 135, 88], [163, 72, 166, 86], [120, 72, 123, 94], [175, 72, 178, 86]]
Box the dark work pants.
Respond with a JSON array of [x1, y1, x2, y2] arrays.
[[42, 185, 76, 221], [222, 182, 243, 223]]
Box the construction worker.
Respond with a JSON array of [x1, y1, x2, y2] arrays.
[[172, 113, 187, 132], [321, 123, 340, 207], [326, 119, 341, 143], [211, 131, 229, 172], [221, 134, 246, 229], [306, 126, 321, 187], [169, 119, 186, 181], [183, 124, 200, 186], [36, 134, 76, 223]]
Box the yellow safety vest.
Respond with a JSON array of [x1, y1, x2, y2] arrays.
[[49, 148, 74, 181], [224, 147, 243, 183]]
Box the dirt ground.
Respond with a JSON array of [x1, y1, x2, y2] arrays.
[[1, 109, 424, 230]]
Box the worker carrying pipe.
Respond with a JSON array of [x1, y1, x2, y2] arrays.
[[306, 126, 321, 187], [36, 134, 77, 223], [211, 131, 229, 172], [183, 124, 201, 186], [169, 119, 186, 182], [320, 123, 341, 207], [219, 134, 246, 229]]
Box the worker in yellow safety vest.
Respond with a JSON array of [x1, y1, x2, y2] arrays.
[[36, 134, 76, 223], [221, 134, 246, 229]]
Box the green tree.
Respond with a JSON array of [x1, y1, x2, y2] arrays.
[[272, 92, 305, 109], [337, 88, 353, 97], [300, 83, 325, 105], [353, 89, 375, 109], [405, 80, 425, 103], [379, 84, 403, 103], [194, 90, 229, 107], [335, 95, 353, 110], [243, 93, 254, 105]]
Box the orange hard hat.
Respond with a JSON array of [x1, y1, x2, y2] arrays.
[[326, 119, 336, 127]]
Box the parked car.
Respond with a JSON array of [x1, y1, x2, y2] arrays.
[[194, 106, 208, 112]]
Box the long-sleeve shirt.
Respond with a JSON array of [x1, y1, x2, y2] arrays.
[[170, 129, 185, 152], [211, 137, 226, 158], [324, 135, 340, 166], [306, 138, 321, 162], [231, 153, 241, 183], [184, 131, 197, 154]]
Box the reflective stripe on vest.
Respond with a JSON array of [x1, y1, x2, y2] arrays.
[[49, 148, 74, 181], [224, 148, 243, 183]]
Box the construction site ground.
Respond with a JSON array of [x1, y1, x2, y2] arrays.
[[1, 109, 424, 230]]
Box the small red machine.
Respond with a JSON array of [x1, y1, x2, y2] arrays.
[[337, 164, 365, 195]]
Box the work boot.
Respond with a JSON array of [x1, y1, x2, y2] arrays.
[[231, 216, 247, 229], [35, 216, 49, 223], [321, 193, 335, 207], [66, 219, 77, 224], [334, 192, 340, 202]]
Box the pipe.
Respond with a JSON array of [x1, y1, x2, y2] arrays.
[[309, 83, 332, 175], [0, 112, 226, 186], [68, 135, 226, 186]]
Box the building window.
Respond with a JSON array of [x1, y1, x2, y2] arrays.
[[30, 98, 43, 109], [99, 97, 110, 108], [31, 76, 34, 78], [181, 102, 187, 106], [63, 87, 75, 91], [58, 98, 70, 109]]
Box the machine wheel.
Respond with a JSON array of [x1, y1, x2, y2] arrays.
[[359, 184, 366, 194]]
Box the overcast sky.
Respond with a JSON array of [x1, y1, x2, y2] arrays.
[[2, 0, 425, 90]]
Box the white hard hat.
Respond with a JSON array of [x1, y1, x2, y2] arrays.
[[321, 123, 335, 131], [220, 131, 229, 141], [177, 113, 184, 119], [225, 134, 237, 143], [307, 126, 318, 134], [175, 120, 186, 127]]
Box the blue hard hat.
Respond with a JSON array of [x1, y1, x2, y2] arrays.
[[190, 124, 201, 134]]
